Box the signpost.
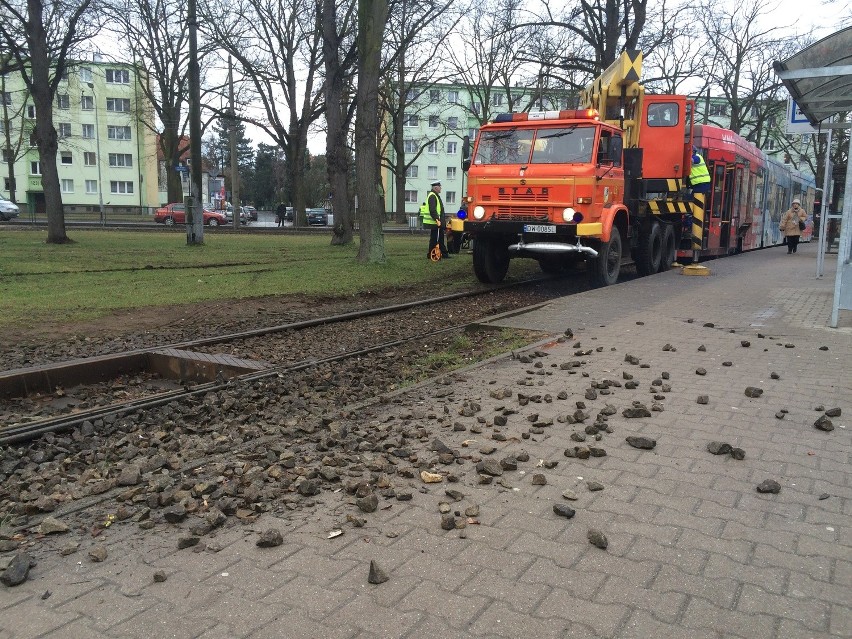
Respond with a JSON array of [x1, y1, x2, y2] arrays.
[[785, 99, 818, 135]]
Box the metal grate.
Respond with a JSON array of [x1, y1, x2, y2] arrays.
[[495, 207, 550, 218]]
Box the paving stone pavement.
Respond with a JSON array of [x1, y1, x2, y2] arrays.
[[1, 241, 849, 638]]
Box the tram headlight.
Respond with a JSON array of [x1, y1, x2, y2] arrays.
[[562, 207, 576, 222], [473, 205, 485, 220]]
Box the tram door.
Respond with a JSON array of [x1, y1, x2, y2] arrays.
[[719, 166, 735, 250], [709, 164, 726, 249]]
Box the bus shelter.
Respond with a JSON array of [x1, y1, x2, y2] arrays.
[[774, 26, 852, 328]]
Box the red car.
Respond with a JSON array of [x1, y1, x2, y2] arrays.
[[154, 203, 227, 226]]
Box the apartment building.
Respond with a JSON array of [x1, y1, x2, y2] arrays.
[[0, 60, 158, 215], [384, 82, 574, 219]]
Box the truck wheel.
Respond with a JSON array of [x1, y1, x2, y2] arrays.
[[588, 226, 622, 287], [658, 224, 676, 272], [636, 221, 662, 275], [473, 237, 510, 284]]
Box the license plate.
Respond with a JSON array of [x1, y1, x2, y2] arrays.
[[523, 224, 556, 234]]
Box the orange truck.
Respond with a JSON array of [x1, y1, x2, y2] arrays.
[[462, 50, 702, 285]]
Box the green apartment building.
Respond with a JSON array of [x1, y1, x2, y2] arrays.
[[1, 59, 159, 217]]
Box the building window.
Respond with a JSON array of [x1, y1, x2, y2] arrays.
[[81, 95, 94, 110], [108, 126, 131, 140], [430, 89, 440, 103], [403, 113, 418, 127], [472, 102, 480, 115], [82, 124, 94, 138], [709, 103, 727, 117], [3, 178, 9, 190], [405, 88, 415, 101], [84, 152, 96, 166], [57, 94, 70, 109], [427, 166, 438, 180], [26, 105, 36, 118], [61, 152, 72, 165], [108, 153, 133, 167], [403, 139, 418, 153], [110, 180, 134, 194], [403, 190, 418, 203], [445, 191, 456, 204], [85, 179, 97, 194], [447, 141, 458, 154], [1, 92, 11, 106], [106, 97, 131, 112], [2, 148, 11, 162], [428, 115, 439, 128], [58, 123, 71, 138], [79, 67, 93, 83], [427, 141, 438, 154], [61, 178, 74, 193], [447, 166, 457, 180], [492, 94, 503, 106], [105, 68, 130, 84], [30, 161, 41, 175], [448, 90, 459, 104], [405, 165, 418, 178], [764, 138, 776, 151], [447, 116, 458, 129], [468, 128, 477, 140]]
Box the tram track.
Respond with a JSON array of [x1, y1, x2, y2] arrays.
[[0, 277, 572, 444]]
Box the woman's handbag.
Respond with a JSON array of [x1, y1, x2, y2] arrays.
[[799, 220, 806, 231]]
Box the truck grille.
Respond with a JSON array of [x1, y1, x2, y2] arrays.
[[497, 192, 549, 202], [495, 207, 550, 218]]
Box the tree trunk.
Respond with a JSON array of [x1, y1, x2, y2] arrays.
[[322, 0, 354, 246], [160, 125, 185, 203], [28, 0, 68, 243], [355, 0, 389, 264], [287, 125, 309, 226]]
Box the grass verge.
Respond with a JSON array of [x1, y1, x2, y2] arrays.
[[0, 230, 540, 325]]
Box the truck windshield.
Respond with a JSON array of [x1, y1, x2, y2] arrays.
[[530, 127, 595, 164], [474, 129, 535, 165]]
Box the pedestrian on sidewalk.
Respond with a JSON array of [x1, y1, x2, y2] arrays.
[[780, 199, 807, 254]]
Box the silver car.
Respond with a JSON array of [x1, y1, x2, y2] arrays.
[[0, 194, 20, 221]]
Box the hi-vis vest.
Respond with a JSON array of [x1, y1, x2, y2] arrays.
[[689, 154, 711, 187], [420, 191, 442, 225]]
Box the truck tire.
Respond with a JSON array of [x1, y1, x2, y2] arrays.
[[588, 226, 622, 287], [636, 221, 662, 275], [473, 237, 510, 284], [659, 223, 676, 272]]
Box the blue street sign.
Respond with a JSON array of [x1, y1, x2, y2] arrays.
[[175, 165, 188, 172]]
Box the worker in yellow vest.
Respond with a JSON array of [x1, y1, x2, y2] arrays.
[[420, 181, 450, 259]]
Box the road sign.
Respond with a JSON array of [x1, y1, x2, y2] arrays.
[[175, 165, 188, 173], [786, 99, 817, 135]]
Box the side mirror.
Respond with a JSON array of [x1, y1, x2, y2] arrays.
[[462, 135, 470, 172]]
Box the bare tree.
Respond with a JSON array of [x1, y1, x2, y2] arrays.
[[0, 60, 31, 204], [380, 0, 457, 221], [696, 0, 807, 137], [322, 0, 358, 245], [0, 0, 96, 243], [205, 0, 325, 227], [443, 0, 533, 126], [103, 0, 216, 205], [354, 0, 390, 263]]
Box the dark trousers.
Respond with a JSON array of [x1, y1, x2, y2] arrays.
[[787, 235, 800, 253], [427, 223, 447, 257]]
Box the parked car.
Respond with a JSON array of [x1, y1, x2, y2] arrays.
[[0, 194, 20, 221], [243, 206, 258, 221], [225, 207, 248, 224], [154, 203, 227, 226], [306, 208, 328, 225]]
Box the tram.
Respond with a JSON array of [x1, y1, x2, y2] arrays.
[[686, 124, 815, 260]]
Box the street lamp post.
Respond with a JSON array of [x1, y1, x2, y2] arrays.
[[86, 82, 105, 226]]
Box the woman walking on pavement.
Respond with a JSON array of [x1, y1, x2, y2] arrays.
[[780, 198, 807, 254]]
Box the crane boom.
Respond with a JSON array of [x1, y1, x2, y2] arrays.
[[579, 50, 645, 148]]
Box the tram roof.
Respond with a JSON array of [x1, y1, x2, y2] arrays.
[[774, 26, 852, 129]]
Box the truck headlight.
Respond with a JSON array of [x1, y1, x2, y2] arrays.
[[562, 207, 576, 222], [473, 206, 485, 220]]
